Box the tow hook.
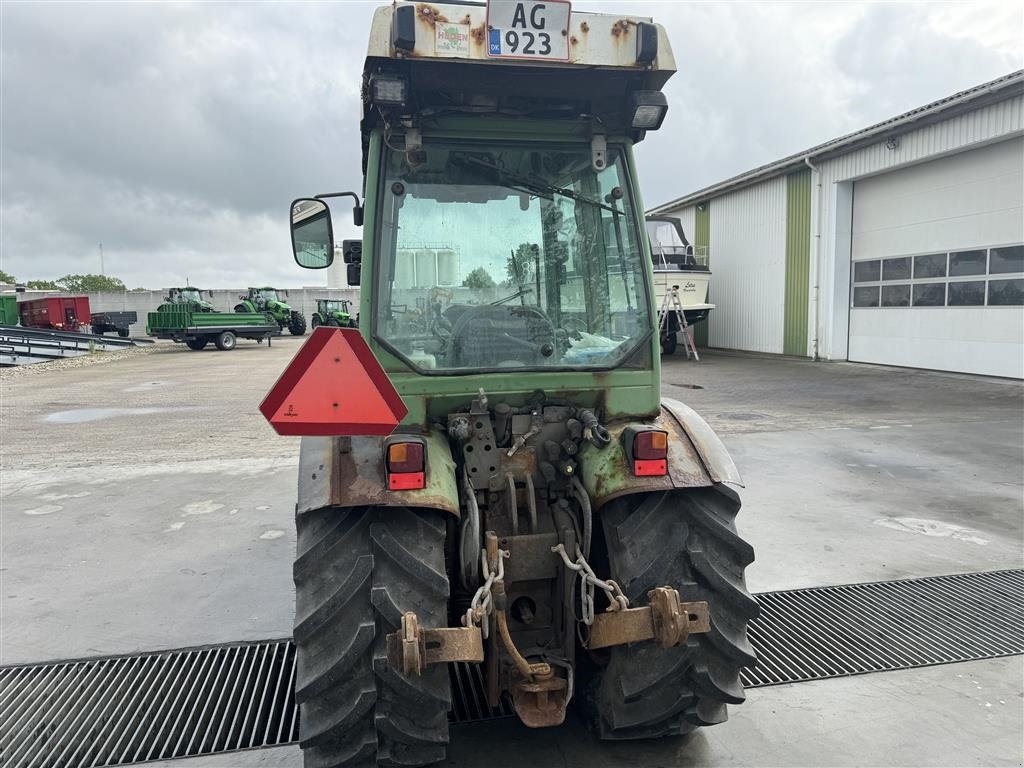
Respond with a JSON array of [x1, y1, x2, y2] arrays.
[[588, 587, 710, 650], [511, 663, 569, 728], [386, 612, 484, 676]]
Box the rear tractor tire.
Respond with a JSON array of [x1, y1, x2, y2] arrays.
[[185, 338, 208, 351], [214, 331, 236, 351], [293, 506, 451, 768], [589, 485, 758, 740], [289, 312, 307, 336]]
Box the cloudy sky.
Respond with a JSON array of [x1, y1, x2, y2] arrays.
[[1, 1, 1021, 289]]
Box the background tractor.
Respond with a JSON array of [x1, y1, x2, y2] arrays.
[[310, 298, 356, 328], [157, 287, 216, 312], [234, 287, 306, 335], [279, 3, 757, 766]]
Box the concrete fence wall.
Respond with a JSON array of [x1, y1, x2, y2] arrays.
[[4, 288, 361, 335]]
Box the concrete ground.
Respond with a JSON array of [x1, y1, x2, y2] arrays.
[[2, 340, 1022, 765]]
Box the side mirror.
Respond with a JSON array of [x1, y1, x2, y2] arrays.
[[342, 239, 362, 264], [290, 198, 334, 269], [353, 205, 364, 227], [347, 264, 361, 286]]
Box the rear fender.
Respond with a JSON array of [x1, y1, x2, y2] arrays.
[[578, 398, 742, 509], [297, 429, 459, 516]]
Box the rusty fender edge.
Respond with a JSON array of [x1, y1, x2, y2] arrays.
[[661, 397, 743, 487], [580, 400, 742, 509], [297, 429, 460, 516]]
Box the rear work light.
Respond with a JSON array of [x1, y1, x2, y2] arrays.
[[385, 439, 425, 490], [625, 428, 668, 476]]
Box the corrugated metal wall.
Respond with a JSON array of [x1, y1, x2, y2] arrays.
[[707, 177, 788, 353], [817, 94, 1024, 360], [784, 170, 812, 356]]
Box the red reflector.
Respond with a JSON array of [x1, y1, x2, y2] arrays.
[[633, 459, 667, 477], [633, 430, 668, 461], [388, 471, 425, 490]]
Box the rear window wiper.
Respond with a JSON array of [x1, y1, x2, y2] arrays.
[[453, 155, 619, 214]]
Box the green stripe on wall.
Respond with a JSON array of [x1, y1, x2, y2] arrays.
[[694, 203, 710, 347], [783, 170, 811, 356]]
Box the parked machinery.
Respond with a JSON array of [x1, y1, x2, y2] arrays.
[[234, 287, 306, 335], [17, 296, 90, 332], [310, 298, 356, 328], [280, 3, 757, 766], [158, 287, 217, 312]]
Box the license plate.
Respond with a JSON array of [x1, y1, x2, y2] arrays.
[[486, 0, 571, 61]]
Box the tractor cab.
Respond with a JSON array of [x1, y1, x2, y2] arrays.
[[159, 287, 214, 312], [280, 4, 755, 765], [311, 298, 355, 328]]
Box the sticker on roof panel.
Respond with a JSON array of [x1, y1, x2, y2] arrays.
[[436, 22, 470, 57]]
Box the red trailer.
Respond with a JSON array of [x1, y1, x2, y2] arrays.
[[17, 296, 91, 332]]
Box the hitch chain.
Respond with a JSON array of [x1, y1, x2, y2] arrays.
[[551, 543, 629, 626], [551, 543, 711, 650], [463, 546, 509, 639]]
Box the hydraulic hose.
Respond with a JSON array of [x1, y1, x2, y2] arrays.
[[570, 476, 593, 560], [460, 469, 481, 591]]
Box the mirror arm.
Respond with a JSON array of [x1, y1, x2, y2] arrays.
[[315, 191, 364, 226], [315, 191, 361, 206]]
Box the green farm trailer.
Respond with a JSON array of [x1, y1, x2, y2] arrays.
[[146, 308, 279, 350]]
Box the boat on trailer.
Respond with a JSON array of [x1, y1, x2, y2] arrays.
[[647, 215, 713, 327]]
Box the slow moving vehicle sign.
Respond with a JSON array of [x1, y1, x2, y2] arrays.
[[259, 327, 407, 436], [486, 0, 571, 62]]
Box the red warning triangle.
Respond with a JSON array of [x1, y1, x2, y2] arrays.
[[259, 327, 407, 436]]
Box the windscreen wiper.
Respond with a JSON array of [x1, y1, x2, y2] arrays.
[[454, 155, 619, 214]]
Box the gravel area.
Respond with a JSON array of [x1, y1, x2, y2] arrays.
[[0, 343, 160, 380]]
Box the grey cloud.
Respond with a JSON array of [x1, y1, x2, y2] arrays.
[[1, 1, 1018, 287]]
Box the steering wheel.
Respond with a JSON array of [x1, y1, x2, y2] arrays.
[[447, 304, 557, 368]]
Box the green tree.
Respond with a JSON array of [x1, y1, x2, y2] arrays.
[[462, 267, 496, 292], [505, 243, 538, 287], [56, 274, 126, 292], [26, 280, 60, 290], [0, 269, 16, 284]]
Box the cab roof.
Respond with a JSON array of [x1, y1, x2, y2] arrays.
[[365, 2, 675, 80]]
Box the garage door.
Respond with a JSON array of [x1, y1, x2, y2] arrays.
[[848, 137, 1024, 378]]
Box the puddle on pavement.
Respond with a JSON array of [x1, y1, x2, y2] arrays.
[[43, 406, 206, 424], [717, 411, 769, 421], [122, 380, 179, 393]]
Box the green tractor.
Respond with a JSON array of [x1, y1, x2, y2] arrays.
[[157, 287, 216, 312], [310, 298, 356, 328], [234, 287, 306, 335], [282, 3, 757, 766]]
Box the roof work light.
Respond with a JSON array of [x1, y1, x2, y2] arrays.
[[629, 91, 669, 131], [369, 74, 408, 109]]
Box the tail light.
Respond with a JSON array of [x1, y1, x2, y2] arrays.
[[624, 428, 668, 476], [385, 439, 425, 490]]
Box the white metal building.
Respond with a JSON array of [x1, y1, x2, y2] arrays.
[[650, 71, 1024, 379]]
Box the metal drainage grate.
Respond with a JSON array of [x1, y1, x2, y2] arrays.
[[0, 640, 298, 768], [741, 568, 1024, 687], [2, 569, 1021, 768]]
